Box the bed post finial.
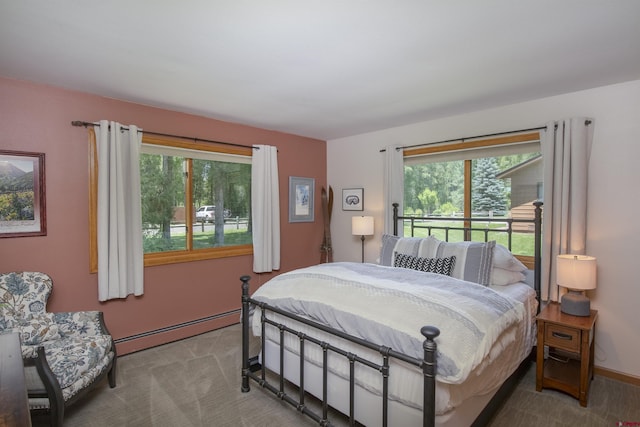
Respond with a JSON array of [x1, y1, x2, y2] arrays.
[[421, 325, 440, 427], [392, 203, 399, 235], [533, 201, 543, 313], [241, 275, 251, 392]]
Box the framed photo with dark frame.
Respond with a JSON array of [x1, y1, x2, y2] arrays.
[[342, 188, 363, 211], [289, 176, 315, 223], [0, 150, 47, 238]]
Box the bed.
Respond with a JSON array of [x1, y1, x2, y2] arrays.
[[241, 202, 542, 427]]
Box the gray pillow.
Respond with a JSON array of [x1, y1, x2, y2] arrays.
[[430, 240, 496, 286], [379, 234, 424, 266], [379, 234, 400, 266]]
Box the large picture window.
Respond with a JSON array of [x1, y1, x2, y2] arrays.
[[403, 132, 541, 257], [89, 134, 253, 271]]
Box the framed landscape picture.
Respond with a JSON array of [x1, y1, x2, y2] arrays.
[[0, 150, 46, 237]]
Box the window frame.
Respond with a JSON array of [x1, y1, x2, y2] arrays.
[[88, 130, 253, 273], [403, 131, 540, 217], [403, 131, 541, 267]]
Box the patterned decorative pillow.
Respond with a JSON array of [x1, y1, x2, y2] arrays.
[[394, 253, 457, 276]]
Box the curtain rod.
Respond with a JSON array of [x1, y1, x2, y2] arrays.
[[379, 120, 592, 153], [71, 120, 259, 150]]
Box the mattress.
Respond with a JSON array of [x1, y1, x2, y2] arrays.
[[250, 264, 537, 422]]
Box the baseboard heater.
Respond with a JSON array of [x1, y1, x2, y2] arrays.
[[114, 309, 240, 344]]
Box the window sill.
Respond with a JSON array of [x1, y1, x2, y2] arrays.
[[144, 245, 253, 267]]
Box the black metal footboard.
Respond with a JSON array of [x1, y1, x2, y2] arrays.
[[241, 276, 440, 427]]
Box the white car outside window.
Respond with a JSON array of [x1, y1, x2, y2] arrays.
[[195, 205, 232, 222]]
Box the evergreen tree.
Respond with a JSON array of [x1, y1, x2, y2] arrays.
[[472, 157, 506, 213]]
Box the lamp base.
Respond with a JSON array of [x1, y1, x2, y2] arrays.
[[560, 290, 591, 316]]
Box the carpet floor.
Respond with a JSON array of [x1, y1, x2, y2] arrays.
[[31, 323, 640, 426]]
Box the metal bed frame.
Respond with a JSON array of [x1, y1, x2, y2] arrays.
[[241, 202, 542, 427]]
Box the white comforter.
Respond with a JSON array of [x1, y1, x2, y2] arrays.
[[251, 262, 526, 385]]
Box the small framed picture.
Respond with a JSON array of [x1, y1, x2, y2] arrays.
[[342, 188, 363, 211], [289, 176, 315, 222], [0, 150, 47, 238]]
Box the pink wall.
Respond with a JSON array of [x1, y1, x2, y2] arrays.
[[0, 77, 326, 354]]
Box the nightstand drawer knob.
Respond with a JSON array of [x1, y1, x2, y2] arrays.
[[552, 331, 573, 340]]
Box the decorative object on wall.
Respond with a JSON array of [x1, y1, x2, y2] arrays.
[[0, 150, 46, 238], [320, 186, 334, 263], [352, 215, 374, 262], [557, 254, 597, 316], [342, 188, 364, 211], [289, 176, 315, 222]]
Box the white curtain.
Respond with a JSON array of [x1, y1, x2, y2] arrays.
[[383, 145, 404, 235], [540, 118, 594, 301], [96, 120, 144, 301], [251, 145, 280, 272]]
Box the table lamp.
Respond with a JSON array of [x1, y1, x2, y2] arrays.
[[557, 254, 597, 316], [352, 216, 374, 263]]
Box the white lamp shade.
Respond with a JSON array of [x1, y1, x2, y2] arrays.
[[352, 216, 374, 236], [557, 254, 597, 291]]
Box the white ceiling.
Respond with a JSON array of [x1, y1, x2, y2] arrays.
[[2, 1, 640, 141]]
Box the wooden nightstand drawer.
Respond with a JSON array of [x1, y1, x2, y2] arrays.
[[545, 323, 580, 352]]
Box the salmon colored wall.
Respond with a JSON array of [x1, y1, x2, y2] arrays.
[[0, 77, 326, 354]]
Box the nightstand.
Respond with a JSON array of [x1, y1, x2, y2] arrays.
[[536, 302, 597, 407]]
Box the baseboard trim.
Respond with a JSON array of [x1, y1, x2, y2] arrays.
[[113, 319, 640, 388], [595, 366, 640, 387], [115, 309, 241, 344]]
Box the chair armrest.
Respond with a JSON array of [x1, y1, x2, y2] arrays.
[[53, 311, 111, 337]]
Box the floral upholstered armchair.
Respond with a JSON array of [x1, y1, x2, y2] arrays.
[[0, 272, 117, 427]]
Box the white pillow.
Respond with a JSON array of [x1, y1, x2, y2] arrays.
[[491, 268, 526, 286], [493, 244, 527, 272]]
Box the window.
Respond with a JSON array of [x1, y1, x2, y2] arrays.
[[403, 132, 541, 257], [89, 134, 253, 271]]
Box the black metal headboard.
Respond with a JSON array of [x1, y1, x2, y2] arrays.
[[392, 201, 543, 310]]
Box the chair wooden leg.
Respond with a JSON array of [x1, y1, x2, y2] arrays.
[[49, 404, 64, 427], [108, 358, 117, 388]]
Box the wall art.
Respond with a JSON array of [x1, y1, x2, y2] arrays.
[[342, 188, 363, 211], [0, 150, 46, 237], [289, 176, 315, 222]]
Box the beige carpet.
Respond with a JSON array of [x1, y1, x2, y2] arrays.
[[32, 323, 640, 426]]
